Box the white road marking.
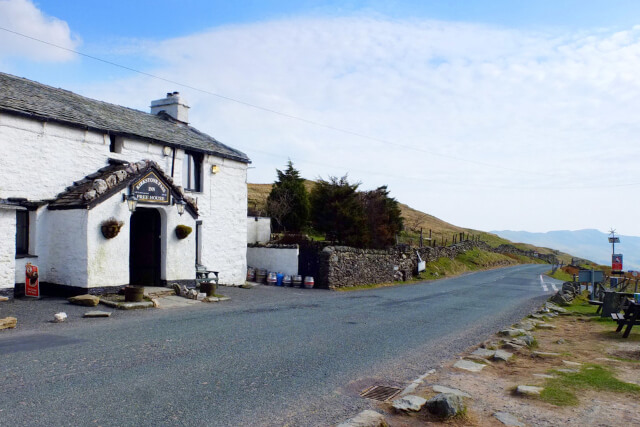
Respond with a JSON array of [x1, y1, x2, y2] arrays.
[[539, 275, 548, 292]]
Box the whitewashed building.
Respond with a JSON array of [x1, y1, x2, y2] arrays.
[[0, 72, 250, 297]]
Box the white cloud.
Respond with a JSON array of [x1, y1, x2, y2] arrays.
[[78, 16, 640, 234], [0, 0, 78, 61]]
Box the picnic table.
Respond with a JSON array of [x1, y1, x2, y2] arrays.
[[611, 299, 640, 338]]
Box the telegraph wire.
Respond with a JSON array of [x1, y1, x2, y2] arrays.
[[1, 25, 556, 178]]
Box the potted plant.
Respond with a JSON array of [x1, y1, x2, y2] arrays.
[[175, 224, 193, 240], [101, 217, 124, 239]]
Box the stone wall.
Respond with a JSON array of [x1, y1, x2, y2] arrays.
[[316, 240, 557, 289], [0, 209, 16, 293]]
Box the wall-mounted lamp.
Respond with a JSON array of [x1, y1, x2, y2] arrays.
[[163, 146, 172, 156], [173, 197, 186, 216], [211, 164, 219, 174], [123, 194, 138, 212]]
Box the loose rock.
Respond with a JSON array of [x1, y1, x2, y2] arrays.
[[499, 328, 526, 337], [472, 348, 496, 358], [337, 410, 388, 427], [532, 351, 560, 358], [432, 385, 471, 398], [516, 385, 543, 396], [83, 311, 111, 318], [0, 296, 9, 302], [494, 411, 525, 426], [68, 294, 100, 307], [425, 393, 465, 418], [53, 312, 67, 323], [494, 349, 513, 361], [392, 395, 427, 412], [536, 323, 557, 330], [0, 317, 17, 330], [454, 360, 485, 372]]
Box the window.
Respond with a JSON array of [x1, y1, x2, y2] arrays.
[[109, 134, 123, 153], [15, 210, 29, 255], [182, 151, 202, 192]]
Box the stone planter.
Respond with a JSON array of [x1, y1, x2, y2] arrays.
[[124, 286, 144, 302]]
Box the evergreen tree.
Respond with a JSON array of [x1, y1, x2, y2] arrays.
[[310, 175, 368, 247], [358, 186, 404, 249], [267, 161, 309, 232]]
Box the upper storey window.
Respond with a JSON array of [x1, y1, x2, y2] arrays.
[[182, 151, 202, 192]]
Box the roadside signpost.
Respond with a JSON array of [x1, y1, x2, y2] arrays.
[[609, 230, 624, 275]]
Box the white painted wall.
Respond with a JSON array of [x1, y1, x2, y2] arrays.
[[0, 209, 16, 290], [0, 111, 248, 288], [247, 217, 271, 244], [43, 209, 88, 287], [246, 247, 299, 276]]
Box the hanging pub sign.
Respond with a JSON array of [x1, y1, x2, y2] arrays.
[[131, 170, 170, 205], [25, 262, 39, 298], [612, 254, 623, 272]]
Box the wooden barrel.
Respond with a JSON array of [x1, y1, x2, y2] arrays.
[[292, 275, 302, 287], [303, 276, 314, 289], [200, 282, 216, 296], [124, 286, 144, 302]]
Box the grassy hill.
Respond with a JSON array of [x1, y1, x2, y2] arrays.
[[248, 181, 573, 264]]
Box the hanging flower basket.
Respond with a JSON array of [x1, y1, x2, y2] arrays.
[[175, 224, 193, 240], [101, 218, 124, 239]]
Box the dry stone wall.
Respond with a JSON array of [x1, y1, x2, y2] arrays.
[[316, 240, 557, 289]]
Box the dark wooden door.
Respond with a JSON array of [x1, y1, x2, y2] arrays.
[[129, 208, 161, 286]]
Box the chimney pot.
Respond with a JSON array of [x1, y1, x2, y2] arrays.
[[151, 92, 190, 124]]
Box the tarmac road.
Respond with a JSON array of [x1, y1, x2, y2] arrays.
[[0, 264, 558, 426]]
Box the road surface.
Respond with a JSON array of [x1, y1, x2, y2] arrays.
[[0, 264, 558, 426]]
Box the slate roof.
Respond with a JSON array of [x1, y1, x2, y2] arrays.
[[48, 159, 198, 218], [0, 72, 249, 163]]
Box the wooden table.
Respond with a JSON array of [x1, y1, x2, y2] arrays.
[[612, 299, 640, 338]]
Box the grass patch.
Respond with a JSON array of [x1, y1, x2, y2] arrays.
[[546, 269, 573, 282], [540, 364, 640, 406]]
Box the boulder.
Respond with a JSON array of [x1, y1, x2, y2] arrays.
[[426, 393, 465, 418], [68, 294, 100, 307], [391, 395, 427, 412], [520, 335, 535, 346], [337, 410, 388, 427], [536, 323, 556, 330], [0, 317, 17, 330], [545, 302, 568, 313]]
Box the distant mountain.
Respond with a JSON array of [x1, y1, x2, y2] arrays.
[[492, 229, 640, 270]]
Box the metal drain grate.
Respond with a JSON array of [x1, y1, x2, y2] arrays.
[[360, 385, 402, 402]]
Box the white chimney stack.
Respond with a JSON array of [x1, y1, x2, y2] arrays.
[[150, 91, 189, 124]]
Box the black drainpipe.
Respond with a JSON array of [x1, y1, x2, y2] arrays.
[[171, 147, 176, 177]]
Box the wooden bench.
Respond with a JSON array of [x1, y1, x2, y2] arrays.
[[612, 299, 640, 338]]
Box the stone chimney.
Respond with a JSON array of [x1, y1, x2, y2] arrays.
[[150, 91, 189, 124]]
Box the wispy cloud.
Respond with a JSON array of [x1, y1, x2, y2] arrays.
[[0, 0, 79, 62]]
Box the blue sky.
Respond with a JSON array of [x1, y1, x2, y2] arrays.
[[2, 0, 640, 238]]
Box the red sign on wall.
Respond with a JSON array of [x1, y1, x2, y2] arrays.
[[612, 254, 623, 272], [25, 263, 39, 297]]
